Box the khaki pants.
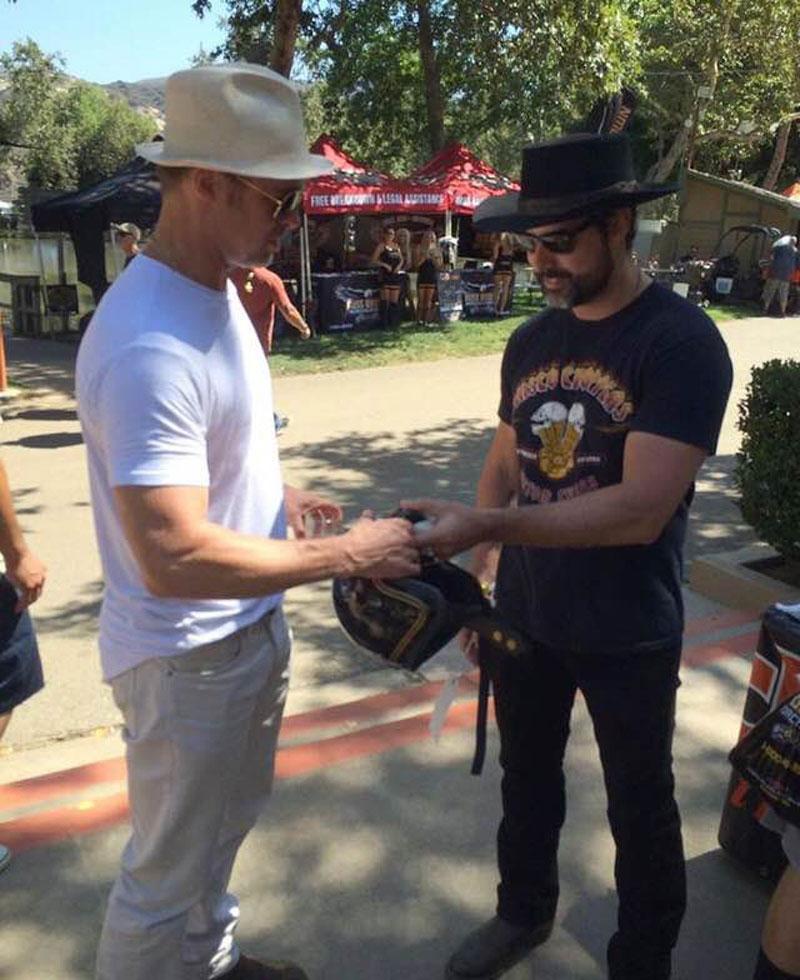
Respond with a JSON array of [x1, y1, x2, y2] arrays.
[[96, 607, 291, 980], [763, 278, 790, 313]]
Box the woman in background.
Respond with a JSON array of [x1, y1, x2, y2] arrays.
[[414, 229, 443, 324], [370, 226, 404, 327], [396, 228, 415, 320], [492, 232, 514, 315]]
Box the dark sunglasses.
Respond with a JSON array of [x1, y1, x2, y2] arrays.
[[516, 216, 603, 255], [235, 176, 304, 219]]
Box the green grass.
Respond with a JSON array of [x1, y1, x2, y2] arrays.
[[269, 302, 542, 376], [269, 299, 757, 377], [705, 302, 761, 323]]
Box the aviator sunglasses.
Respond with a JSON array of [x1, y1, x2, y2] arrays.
[[235, 176, 304, 220], [516, 215, 605, 255]]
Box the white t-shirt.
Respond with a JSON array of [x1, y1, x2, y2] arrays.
[[76, 255, 285, 680]]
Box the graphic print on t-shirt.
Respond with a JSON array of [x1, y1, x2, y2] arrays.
[[512, 359, 634, 503]]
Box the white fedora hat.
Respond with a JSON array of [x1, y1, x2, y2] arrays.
[[136, 63, 334, 181]]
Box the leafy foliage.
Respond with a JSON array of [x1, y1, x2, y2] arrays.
[[194, 0, 800, 186], [0, 39, 157, 190], [736, 360, 800, 561]]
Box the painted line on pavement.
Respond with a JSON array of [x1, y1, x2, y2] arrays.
[[682, 609, 757, 638], [0, 700, 481, 853], [0, 612, 762, 852]]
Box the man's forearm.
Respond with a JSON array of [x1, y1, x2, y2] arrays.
[[0, 462, 28, 562], [477, 481, 662, 550], [475, 461, 516, 510], [284, 307, 310, 335], [136, 521, 355, 599]]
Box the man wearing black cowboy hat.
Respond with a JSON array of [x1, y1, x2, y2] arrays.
[[407, 132, 733, 980]]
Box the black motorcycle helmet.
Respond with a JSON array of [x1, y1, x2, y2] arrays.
[[332, 509, 529, 672]]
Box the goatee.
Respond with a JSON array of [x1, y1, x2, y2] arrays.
[[538, 240, 615, 309]]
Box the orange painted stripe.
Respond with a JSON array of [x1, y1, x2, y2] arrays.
[[0, 676, 481, 813], [2, 700, 483, 853], [681, 629, 758, 668], [281, 672, 478, 736], [683, 609, 758, 639], [276, 699, 480, 779], [0, 625, 765, 843], [0, 756, 126, 811], [0, 793, 130, 852]]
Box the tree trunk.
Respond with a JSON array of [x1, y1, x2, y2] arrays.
[[415, 0, 446, 154], [762, 120, 793, 192], [648, 4, 731, 183], [647, 124, 690, 183], [270, 0, 303, 77]]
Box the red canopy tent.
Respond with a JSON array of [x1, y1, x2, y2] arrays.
[[400, 142, 519, 215], [304, 135, 394, 214], [298, 139, 519, 315], [303, 138, 518, 216]]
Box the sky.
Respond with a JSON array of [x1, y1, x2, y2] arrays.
[[3, 0, 227, 83]]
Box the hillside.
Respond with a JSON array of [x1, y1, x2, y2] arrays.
[[0, 73, 165, 200]]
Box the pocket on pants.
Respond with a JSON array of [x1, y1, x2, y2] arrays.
[[165, 634, 245, 728]]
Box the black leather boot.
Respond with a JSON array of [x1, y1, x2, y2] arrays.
[[444, 915, 553, 979]]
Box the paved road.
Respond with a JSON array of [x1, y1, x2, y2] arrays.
[[0, 312, 795, 750], [0, 314, 796, 980]]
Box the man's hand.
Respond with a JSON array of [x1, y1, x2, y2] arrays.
[[401, 498, 485, 559], [6, 549, 46, 612], [297, 323, 312, 340], [284, 485, 343, 539], [341, 515, 420, 579]]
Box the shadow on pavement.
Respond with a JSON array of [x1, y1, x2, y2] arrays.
[[6, 408, 79, 422], [4, 432, 84, 450], [6, 337, 78, 399], [688, 455, 754, 563], [33, 578, 104, 638]]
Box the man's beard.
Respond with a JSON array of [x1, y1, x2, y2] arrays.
[[537, 241, 614, 310]]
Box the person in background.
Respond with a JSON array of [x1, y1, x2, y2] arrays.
[[311, 221, 340, 273], [77, 63, 420, 980], [678, 243, 701, 264], [414, 228, 443, 324], [407, 132, 732, 980], [0, 457, 47, 875], [229, 266, 312, 354], [763, 235, 799, 317], [753, 818, 800, 978], [396, 227, 416, 320], [111, 223, 142, 268], [371, 226, 404, 327], [395, 227, 414, 274], [492, 232, 515, 314]]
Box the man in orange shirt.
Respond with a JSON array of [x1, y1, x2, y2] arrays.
[[229, 266, 312, 354]]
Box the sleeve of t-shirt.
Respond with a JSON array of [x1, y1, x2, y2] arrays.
[[97, 345, 210, 488], [257, 269, 293, 314], [630, 324, 733, 455]]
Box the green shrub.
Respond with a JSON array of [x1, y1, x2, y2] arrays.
[[736, 359, 800, 561]]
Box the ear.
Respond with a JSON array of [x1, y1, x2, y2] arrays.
[[607, 207, 633, 250], [191, 168, 228, 204]]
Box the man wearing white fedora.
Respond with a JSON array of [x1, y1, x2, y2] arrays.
[[76, 63, 420, 980], [407, 132, 733, 980]]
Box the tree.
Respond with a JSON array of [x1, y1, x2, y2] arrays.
[[192, 0, 799, 191], [193, 0, 641, 172], [0, 39, 158, 190], [634, 0, 800, 186]]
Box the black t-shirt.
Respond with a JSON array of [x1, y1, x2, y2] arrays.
[[496, 282, 732, 654]]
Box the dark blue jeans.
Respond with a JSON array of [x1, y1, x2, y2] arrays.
[[486, 640, 685, 980]]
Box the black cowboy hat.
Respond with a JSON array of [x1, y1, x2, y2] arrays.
[[474, 132, 678, 233]]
